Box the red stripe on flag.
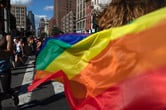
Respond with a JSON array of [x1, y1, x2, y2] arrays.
[[74, 67, 166, 110]]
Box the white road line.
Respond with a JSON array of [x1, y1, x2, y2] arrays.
[[51, 81, 64, 94], [18, 56, 64, 106], [18, 56, 35, 105], [11, 65, 34, 74], [18, 71, 34, 105]]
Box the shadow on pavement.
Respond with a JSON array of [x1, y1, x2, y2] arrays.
[[18, 92, 70, 110]]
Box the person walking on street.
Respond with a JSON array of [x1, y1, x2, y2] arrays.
[[0, 17, 19, 108], [15, 38, 24, 66]]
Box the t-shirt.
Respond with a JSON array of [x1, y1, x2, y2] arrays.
[[16, 42, 21, 53]]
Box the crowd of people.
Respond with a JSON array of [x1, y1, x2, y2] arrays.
[[0, 15, 44, 108], [1, 0, 165, 109], [11, 36, 43, 68]]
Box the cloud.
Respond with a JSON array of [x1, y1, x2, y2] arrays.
[[44, 6, 54, 11], [11, 0, 32, 5]]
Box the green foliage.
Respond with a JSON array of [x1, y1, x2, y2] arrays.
[[52, 26, 60, 35], [41, 32, 47, 39]]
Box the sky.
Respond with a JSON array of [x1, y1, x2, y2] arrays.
[[11, 0, 54, 28], [10, 0, 112, 29]]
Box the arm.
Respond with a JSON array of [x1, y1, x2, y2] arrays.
[[6, 34, 12, 53], [0, 34, 12, 59]]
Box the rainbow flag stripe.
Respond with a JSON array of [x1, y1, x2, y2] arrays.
[[28, 7, 166, 110]]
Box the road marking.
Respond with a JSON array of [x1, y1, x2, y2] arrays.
[[17, 56, 64, 106], [18, 56, 35, 105], [52, 82, 64, 94]]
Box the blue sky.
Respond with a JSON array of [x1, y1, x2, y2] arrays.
[[27, 0, 54, 18], [11, 0, 54, 28], [10, 0, 111, 29]]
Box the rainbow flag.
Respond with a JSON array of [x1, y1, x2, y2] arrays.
[[28, 7, 166, 110]]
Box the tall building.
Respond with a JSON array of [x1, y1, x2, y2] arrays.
[[61, 11, 76, 33], [48, 17, 56, 36], [54, 0, 76, 30], [85, 0, 102, 33], [27, 11, 36, 34], [11, 4, 27, 32], [76, 0, 86, 33], [38, 18, 45, 36], [85, 0, 92, 33], [44, 18, 49, 36]]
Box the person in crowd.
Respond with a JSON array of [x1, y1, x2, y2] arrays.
[[97, 0, 160, 30], [14, 37, 24, 66], [0, 17, 19, 108], [36, 38, 43, 56], [10, 38, 16, 69], [22, 36, 32, 56], [28, 36, 36, 55]]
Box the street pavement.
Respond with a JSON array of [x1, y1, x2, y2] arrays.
[[1, 55, 70, 110]]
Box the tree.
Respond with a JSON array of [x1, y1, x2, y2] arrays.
[[51, 26, 61, 35]]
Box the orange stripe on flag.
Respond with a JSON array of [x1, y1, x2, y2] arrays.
[[70, 19, 166, 98]]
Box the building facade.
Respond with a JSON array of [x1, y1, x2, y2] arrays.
[[10, 4, 27, 32], [76, 0, 86, 33], [54, 0, 76, 31], [85, 0, 102, 33], [85, 0, 92, 33], [27, 11, 36, 34], [61, 11, 76, 33], [44, 18, 49, 36], [48, 17, 56, 36], [38, 18, 45, 36], [55, 0, 166, 34]]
